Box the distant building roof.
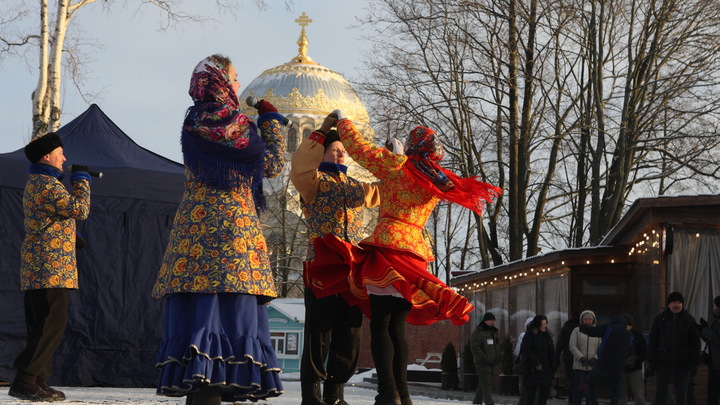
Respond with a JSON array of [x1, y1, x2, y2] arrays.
[[269, 298, 305, 323]]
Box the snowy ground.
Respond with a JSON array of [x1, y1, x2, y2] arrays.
[[0, 369, 473, 405]]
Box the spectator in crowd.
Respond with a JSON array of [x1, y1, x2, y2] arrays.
[[699, 295, 720, 405], [569, 310, 600, 405], [647, 291, 701, 405], [471, 312, 502, 405], [620, 314, 646, 405], [556, 311, 580, 404], [520, 315, 556, 405], [580, 316, 633, 405]]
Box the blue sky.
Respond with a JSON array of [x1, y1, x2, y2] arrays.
[[0, 0, 373, 163]]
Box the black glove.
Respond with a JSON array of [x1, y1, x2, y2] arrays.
[[579, 356, 588, 366], [75, 233, 86, 250], [71, 164, 89, 173], [645, 362, 655, 377], [700, 318, 709, 329], [588, 357, 598, 367]]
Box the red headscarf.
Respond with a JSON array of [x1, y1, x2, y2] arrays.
[[403, 126, 501, 215]]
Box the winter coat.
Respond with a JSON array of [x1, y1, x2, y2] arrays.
[[648, 307, 701, 369], [520, 328, 556, 387], [625, 328, 647, 372], [556, 317, 580, 364], [701, 312, 720, 370], [471, 322, 502, 366], [580, 316, 633, 371], [152, 115, 284, 298], [569, 325, 601, 371], [290, 136, 380, 261], [20, 164, 90, 290]]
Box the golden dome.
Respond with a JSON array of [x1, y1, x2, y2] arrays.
[[239, 12, 373, 140]]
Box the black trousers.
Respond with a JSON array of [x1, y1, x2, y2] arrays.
[[13, 288, 70, 381], [300, 288, 363, 385], [369, 294, 412, 395]]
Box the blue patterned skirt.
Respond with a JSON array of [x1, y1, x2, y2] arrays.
[[156, 293, 283, 401]]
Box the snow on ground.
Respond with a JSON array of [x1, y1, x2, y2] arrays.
[[0, 368, 461, 405]]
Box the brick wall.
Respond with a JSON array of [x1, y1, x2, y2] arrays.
[[356, 316, 462, 370]]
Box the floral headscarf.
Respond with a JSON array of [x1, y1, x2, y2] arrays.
[[185, 56, 252, 149], [181, 56, 268, 211], [403, 126, 501, 215]]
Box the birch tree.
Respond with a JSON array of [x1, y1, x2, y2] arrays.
[[0, 0, 280, 140]]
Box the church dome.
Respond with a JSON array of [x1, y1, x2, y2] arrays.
[[239, 12, 374, 150]]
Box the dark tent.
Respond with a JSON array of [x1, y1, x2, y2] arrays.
[[0, 104, 184, 386]]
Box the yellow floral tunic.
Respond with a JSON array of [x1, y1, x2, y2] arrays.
[[152, 117, 285, 298], [289, 136, 380, 261], [337, 119, 438, 261], [20, 165, 91, 290]]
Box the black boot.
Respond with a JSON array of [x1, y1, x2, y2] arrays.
[[37, 378, 66, 401], [324, 382, 349, 405], [396, 383, 412, 405], [374, 384, 401, 405], [301, 382, 327, 405], [189, 385, 221, 405], [8, 370, 55, 402]]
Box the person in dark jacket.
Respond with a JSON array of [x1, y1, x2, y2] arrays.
[[471, 312, 501, 405], [520, 315, 555, 405], [580, 316, 633, 405], [555, 311, 580, 404], [620, 314, 646, 405], [699, 295, 720, 405], [647, 291, 701, 405]]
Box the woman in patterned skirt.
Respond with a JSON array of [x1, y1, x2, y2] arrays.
[[152, 54, 285, 404]]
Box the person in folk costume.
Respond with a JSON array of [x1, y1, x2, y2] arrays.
[[152, 54, 285, 405], [8, 133, 91, 402], [289, 115, 381, 405], [308, 110, 501, 405]]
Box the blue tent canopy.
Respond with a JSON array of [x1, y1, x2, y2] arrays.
[[0, 104, 184, 387]]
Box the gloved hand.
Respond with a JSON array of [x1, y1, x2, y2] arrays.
[[535, 364, 542, 371], [700, 318, 709, 330], [588, 358, 598, 367], [331, 109, 347, 120], [71, 164, 89, 173], [579, 357, 588, 366], [645, 362, 655, 378], [70, 164, 91, 184], [319, 113, 338, 133], [257, 99, 277, 115]]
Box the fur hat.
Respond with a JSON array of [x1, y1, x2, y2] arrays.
[[666, 291, 685, 305], [24, 132, 63, 163], [482, 312, 495, 322], [322, 130, 341, 149]]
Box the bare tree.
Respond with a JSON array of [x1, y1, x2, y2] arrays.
[[356, 0, 720, 274]]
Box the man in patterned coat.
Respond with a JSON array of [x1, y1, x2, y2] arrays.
[[9, 132, 91, 402], [290, 116, 380, 405]]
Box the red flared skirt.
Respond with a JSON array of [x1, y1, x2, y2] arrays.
[[306, 234, 473, 326]]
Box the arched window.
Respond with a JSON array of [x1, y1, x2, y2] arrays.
[[287, 127, 298, 153]]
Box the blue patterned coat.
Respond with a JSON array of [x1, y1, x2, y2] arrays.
[[20, 164, 91, 290], [152, 115, 285, 298]]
